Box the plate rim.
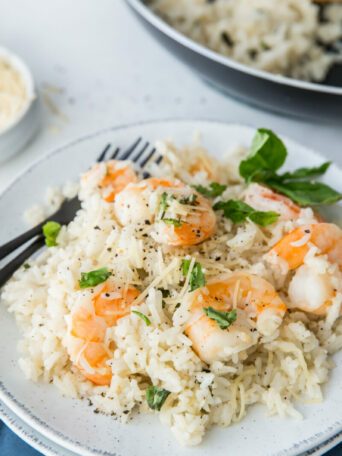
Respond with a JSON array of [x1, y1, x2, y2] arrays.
[[1, 400, 341, 456], [126, 0, 342, 96], [0, 118, 342, 456], [0, 400, 79, 456]]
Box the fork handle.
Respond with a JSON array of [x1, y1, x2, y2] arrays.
[[0, 222, 45, 260], [0, 236, 45, 287]]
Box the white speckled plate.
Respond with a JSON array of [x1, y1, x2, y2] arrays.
[[0, 401, 78, 456], [1, 400, 341, 456], [0, 120, 341, 456]]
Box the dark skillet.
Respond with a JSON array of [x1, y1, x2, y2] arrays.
[[126, 0, 342, 123]]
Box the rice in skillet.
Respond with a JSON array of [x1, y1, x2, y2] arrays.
[[147, 0, 342, 82], [1, 132, 342, 446]]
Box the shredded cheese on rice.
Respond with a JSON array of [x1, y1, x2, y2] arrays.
[[1, 137, 341, 447]]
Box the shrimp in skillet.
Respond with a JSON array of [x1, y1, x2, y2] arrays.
[[83, 160, 137, 202], [266, 223, 342, 315], [65, 281, 139, 385], [114, 178, 216, 246], [183, 272, 286, 364]]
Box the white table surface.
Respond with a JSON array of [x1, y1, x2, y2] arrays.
[[0, 0, 342, 193]]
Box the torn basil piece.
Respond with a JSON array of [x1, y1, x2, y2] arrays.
[[146, 386, 171, 411], [181, 259, 205, 292], [132, 310, 151, 326], [213, 199, 279, 226], [193, 182, 227, 198], [42, 221, 61, 247], [203, 307, 237, 330], [78, 267, 111, 289], [162, 218, 184, 227]]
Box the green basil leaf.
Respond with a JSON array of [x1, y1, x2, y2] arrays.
[[179, 194, 197, 205], [238, 129, 340, 207], [213, 199, 279, 226], [213, 200, 252, 223], [189, 263, 205, 291], [260, 40, 270, 51], [279, 162, 331, 181], [239, 129, 287, 183], [181, 259, 206, 292], [42, 221, 61, 247], [132, 310, 151, 326], [23, 263, 31, 270], [248, 211, 280, 226], [159, 192, 170, 216], [79, 267, 111, 288], [162, 218, 183, 227], [267, 180, 342, 206], [203, 307, 237, 330], [146, 386, 170, 411], [193, 182, 227, 198], [158, 288, 170, 298], [181, 259, 191, 276]]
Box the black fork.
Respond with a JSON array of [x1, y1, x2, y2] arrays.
[[0, 139, 162, 287]]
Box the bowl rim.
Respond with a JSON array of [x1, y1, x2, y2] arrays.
[[0, 46, 36, 136], [127, 0, 342, 96]]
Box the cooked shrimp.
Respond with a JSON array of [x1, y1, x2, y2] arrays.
[[65, 283, 139, 385], [267, 223, 342, 270], [267, 223, 342, 315], [244, 183, 302, 221], [288, 265, 338, 315], [83, 160, 137, 202], [114, 178, 182, 226], [114, 178, 216, 246], [184, 272, 286, 364]]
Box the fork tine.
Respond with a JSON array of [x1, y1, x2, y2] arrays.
[[119, 137, 142, 161], [140, 147, 156, 168], [132, 142, 149, 163], [111, 147, 120, 159], [140, 146, 163, 179], [155, 155, 163, 165], [97, 144, 111, 163], [0, 136, 163, 273]]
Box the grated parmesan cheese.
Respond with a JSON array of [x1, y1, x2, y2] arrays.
[[0, 58, 27, 132]]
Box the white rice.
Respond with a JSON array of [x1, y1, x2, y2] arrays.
[[147, 0, 342, 81], [1, 137, 342, 446]]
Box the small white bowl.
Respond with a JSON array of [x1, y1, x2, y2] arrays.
[[0, 47, 40, 163]]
